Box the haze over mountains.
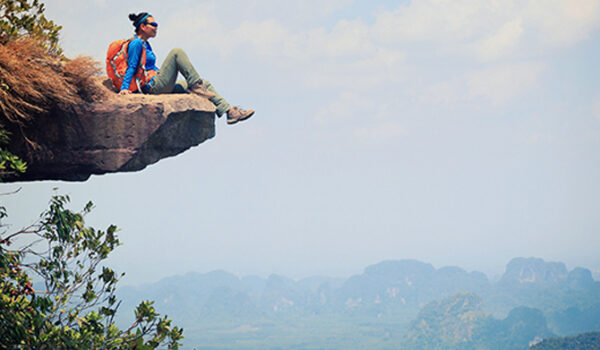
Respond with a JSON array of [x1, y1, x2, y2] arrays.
[[115, 257, 600, 349]]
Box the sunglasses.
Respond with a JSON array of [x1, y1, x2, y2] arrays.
[[144, 21, 158, 27]]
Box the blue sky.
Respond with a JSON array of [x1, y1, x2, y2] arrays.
[[3, 0, 600, 285]]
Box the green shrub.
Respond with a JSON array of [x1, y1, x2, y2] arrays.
[[0, 193, 184, 349], [0, 0, 62, 55]]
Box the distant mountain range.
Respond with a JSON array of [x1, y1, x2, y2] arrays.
[[115, 257, 600, 349]]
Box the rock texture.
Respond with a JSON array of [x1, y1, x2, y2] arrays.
[[5, 78, 216, 182]]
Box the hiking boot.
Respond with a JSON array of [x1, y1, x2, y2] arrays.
[[227, 106, 255, 125], [188, 82, 215, 99]]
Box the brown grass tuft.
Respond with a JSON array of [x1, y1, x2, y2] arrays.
[[0, 36, 103, 127], [63, 56, 104, 101]]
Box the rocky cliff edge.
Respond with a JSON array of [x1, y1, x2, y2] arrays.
[[4, 77, 216, 182]]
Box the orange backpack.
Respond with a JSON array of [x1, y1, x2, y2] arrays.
[[106, 38, 157, 92]]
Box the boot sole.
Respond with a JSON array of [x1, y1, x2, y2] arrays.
[[227, 111, 254, 125]]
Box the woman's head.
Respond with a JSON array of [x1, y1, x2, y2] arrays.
[[128, 12, 158, 38]]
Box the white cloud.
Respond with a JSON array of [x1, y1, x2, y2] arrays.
[[313, 19, 371, 58], [314, 92, 405, 142], [472, 19, 524, 60], [45, 0, 600, 112], [158, 3, 227, 55], [370, 0, 600, 59], [233, 18, 374, 60], [467, 62, 545, 105], [314, 92, 372, 125], [371, 0, 488, 43], [49, 0, 600, 64], [214, 0, 355, 26], [303, 47, 405, 89], [524, 0, 600, 46], [417, 80, 466, 107], [354, 121, 405, 141], [232, 20, 291, 57], [149, 0, 600, 101]]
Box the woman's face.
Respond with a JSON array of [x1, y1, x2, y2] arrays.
[[139, 16, 158, 38]]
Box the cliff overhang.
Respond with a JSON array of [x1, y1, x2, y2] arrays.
[[4, 78, 216, 182]]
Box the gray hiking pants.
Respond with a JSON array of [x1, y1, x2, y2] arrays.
[[148, 48, 231, 116]]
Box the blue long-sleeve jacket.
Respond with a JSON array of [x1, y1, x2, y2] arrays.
[[120, 36, 158, 92]]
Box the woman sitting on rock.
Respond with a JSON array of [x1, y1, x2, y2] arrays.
[[117, 12, 254, 125]]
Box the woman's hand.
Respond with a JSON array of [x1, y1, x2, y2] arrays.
[[119, 90, 132, 95]]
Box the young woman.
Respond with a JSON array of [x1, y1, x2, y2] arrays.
[[119, 12, 254, 125]]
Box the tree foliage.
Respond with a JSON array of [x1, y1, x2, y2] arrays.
[[0, 193, 184, 348], [0, 1, 102, 182], [0, 0, 62, 55], [0, 0, 59, 181], [0, 3, 179, 347], [0, 125, 26, 179]]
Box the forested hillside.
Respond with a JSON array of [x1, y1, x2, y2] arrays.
[[529, 331, 600, 350]]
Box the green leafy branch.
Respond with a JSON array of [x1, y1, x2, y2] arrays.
[[0, 0, 63, 55], [0, 193, 184, 349]]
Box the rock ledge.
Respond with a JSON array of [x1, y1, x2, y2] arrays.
[[5, 78, 216, 182]]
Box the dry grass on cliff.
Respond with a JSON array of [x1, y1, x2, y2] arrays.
[[0, 37, 103, 126]]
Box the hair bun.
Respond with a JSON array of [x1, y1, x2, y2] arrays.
[[128, 13, 138, 22]]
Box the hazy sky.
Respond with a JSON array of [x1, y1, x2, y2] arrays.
[[2, 0, 600, 285]]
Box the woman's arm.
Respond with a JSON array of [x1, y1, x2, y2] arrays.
[[120, 39, 144, 93]]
